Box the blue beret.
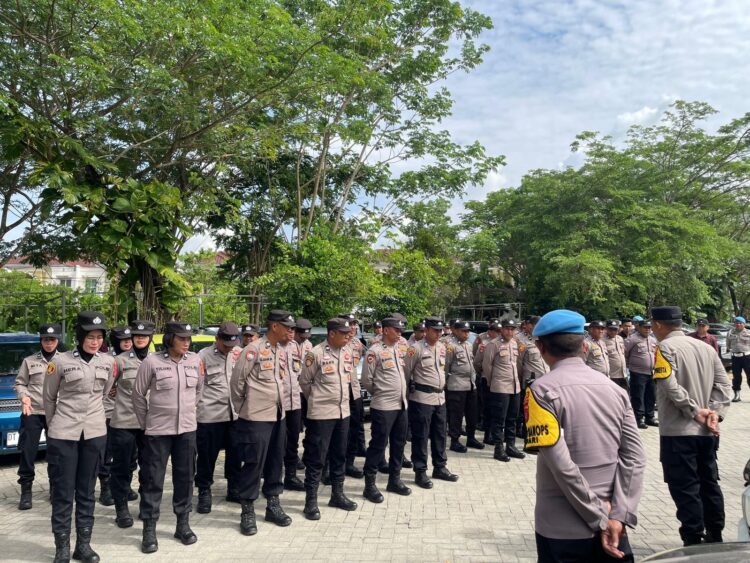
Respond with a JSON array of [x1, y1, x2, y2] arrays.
[[735, 316, 746, 324], [632, 315, 644, 322], [532, 310, 586, 337]]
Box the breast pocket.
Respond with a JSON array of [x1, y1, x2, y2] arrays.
[[258, 365, 275, 381], [155, 372, 175, 390], [64, 370, 85, 390], [29, 369, 45, 385], [94, 369, 109, 391], [186, 374, 199, 388], [205, 367, 223, 385], [421, 355, 435, 368]]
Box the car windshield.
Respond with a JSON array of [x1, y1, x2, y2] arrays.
[[0, 342, 40, 376]]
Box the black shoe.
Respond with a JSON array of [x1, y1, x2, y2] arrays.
[[466, 437, 485, 450], [432, 467, 459, 482], [705, 529, 723, 543], [265, 496, 292, 527], [284, 474, 305, 491], [401, 458, 413, 469], [449, 439, 467, 453], [54, 532, 70, 563], [127, 488, 138, 501], [72, 527, 100, 563], [240, 501, 257, 536], [303, 491, 320, 521], [329, 482, 357, 511], [377, 463, 390, 474], [645, 418, 659, 427], [732, 391, 741, 402], [345, 463, 364, 479], [141, 519, 158, 554], [115, 499, 134, 528], [415, 471, 433, 489], [98, 477, 114, 507], [637, 419, 648, 429], [506, 443, 526, 459], [173, 513, 197, 545], [363, 474, 384, 504], [296, 459, 305, 470], [493, 443, 510, 462], [19, 482, 32, 510], [386, 476, 412, 496], [197, 487, 211, 514], [682, 535, 704, 547]]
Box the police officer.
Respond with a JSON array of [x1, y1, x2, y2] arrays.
[[14, 322, 61, 510], [625, 319, 658, 428], [516, 315, 549, 448], [604, 320, 628, 391], [241, 324, 260, 347], [110, 320, 154, 529], [445, 320, 483, 453], [294, 318, 313, 436], [369, 320, 383, 346], [584, 321, 610, 376], [300, 318, 358, 519], [727, 315, 750, 402], [44, 311, 116, 563], [619, 318, 634, 340], [483, 319, 524, 462], [405, 316, 458, 488], [527, 310, 645, 562], [195, 321, 242, 514], [282, 319, 306, 491], [133, 321, 204, 553], [651, 305, 732, 545], [230, 310, 295, 535], [473, 319, 500, 434], [339, 313, 367, 477], [361, 317, 412, 503], [407, 320, 425, 345]]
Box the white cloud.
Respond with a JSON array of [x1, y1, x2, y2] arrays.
[[617, 106, 659, 125]]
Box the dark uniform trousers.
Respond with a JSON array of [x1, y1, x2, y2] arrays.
[[109, 427, 143, 502], [660, 435, 725, 542], [232, 417, 285, 501], [196, 421, 241, 492], [445, 389, 478, 440], [303, 417, 350, 489], [139, 432, 196, 521], [731, 355, 750, 391], [408, 401, 447, 472], [629, 372, 656, 422], [488, 392, 521, 444], [98, 418, 114, 480], [612, 378, 629, 391], [536, 532, 634, 563], [17, 413, 48, 485], [479, 379, 492, 429], [364, 408, 407, 476], [47, 434, 107, 534], [347, 390, 366, 463], [284, 409, 303, 473], [516, 379, 531, 439]]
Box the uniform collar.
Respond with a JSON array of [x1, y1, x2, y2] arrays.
[[550, 356, 585, 370], [660, 330, 684, 342]]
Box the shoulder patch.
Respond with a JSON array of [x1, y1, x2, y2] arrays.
[[305, 352, 315, 367], [246, 349, 256, 362], [653, 346, 672, 380], [366, 352, 375, 364], [518, 344, 526, 352], [523, 387, 560, 449], [407, 347, 417, 357], [46, 362, 56, 375]]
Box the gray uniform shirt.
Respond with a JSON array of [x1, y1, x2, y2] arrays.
[[654, 331, 731, 437], [15, 350, 59, 415], [516, 331, 549, 381], [445, 337, 475, 392], [346, 339, 364, 397], [604, 335, 627, 380], [230, 337, 286, 422], [624, 333, 656, 374], [584, 338, 610, 376], [362, 341, 408, 411], [727, 327, 750, 354], [482, 337, 521, 394], [111, 351, 144, 429], [198, 346, 240, 423], [43, 350, 116, 441], [527, 357, 645, 539], [300, 341, 353, 420], [282, 341, 303, 412], [404, 339, 447, 406], [133, 351, 205, 436]]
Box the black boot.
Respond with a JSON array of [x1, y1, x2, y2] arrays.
[[449, 438, 467, 453], [506, 442, 526, 459], [19, 482, 32, 510], [53, 532, 70, 563], [494, 443, 510, 462], [328, 481, 357, 511], [240, 501, 257, 536], [284, 472, 305, 491], [415, 470, 433, 489], [265, 495, 292, 527], [705, 529, 723, 543], [322, 465, 331, 486], [197, 487, 211, 514], [466, 436, 485, 450], [98, 477, 114, 507], [141, 519, 158, 554], [303, 488, 321, 521], [345, 462, 364, 479], [637, 418, 648, 429], [363, 473, 384, 503], [72, 527, 100, 563], [127, 487, 138, 501], [296, 459, 305, 470], [645, 418, 659, 427], [733, 390, 741, 402], [386, 474, 411, 496], [401, 457, 413, 469], [432, 466, 459, 482], [114, 499, 134, 528], [173, 513, 197, 545]]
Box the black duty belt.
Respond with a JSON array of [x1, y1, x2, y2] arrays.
[[414, 383, 443, 394]]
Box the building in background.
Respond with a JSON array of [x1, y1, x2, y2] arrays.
[[3, 258, 108, 293]]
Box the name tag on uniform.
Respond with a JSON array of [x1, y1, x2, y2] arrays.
[[380, 351, 390, 359], [499, 351, 509, 357], [344, 363, 353, 373], [261, 361, 274, 370], [384, 360, 395, 369], [323, 365, 335, 374]]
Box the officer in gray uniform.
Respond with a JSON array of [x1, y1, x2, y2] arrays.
[[14, 322, 61, 510], [516, 315, 549, 446], [445, 320, 483, 453], [727, 315, 750, 402], [133, 321, 204, 553], [407, 321, 425, 345], [527, 310, 645, 562], [110, 320, 155, 529], [241, 324, 260, 347], [604, 320, 628, 391], [584, 321, 610, 375], [44, 311, 116, 563], [299, 318, 358, 520], [405, 316, 459, 489], [651, 306, 732, 546], [339, 313, 367, 477], [474, 319, 500, 433], [625, 320, 658, 428], [294, 318, 313, 436], [282, 321, 305, 491], [195, 321, 242, 513]]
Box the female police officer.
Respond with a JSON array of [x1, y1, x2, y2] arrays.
[[43, 311, 116, 563], [133, 321, 204, 554]]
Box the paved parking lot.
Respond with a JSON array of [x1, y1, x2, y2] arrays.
[[1, 402, 748, 562]]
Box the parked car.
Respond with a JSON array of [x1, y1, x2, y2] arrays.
[[709, 324, 732, 368], [0, 333, 43, 455], [643, 542, 750, 561]]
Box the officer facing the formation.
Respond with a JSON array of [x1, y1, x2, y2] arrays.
[[339, 313, 367, 477], [44, 312, 117, 563], [604, 320, 628, 390], [651, 306, 732, 546], [195, 321, 242, 514], [283, 318, 312, 491], [726, 315, 750, 402], [625, 319, 658, 428], [527, 310, 645, 562], [299, 318, 358, 519], [405, 316, 459, 489], [133, 321, 204, 554], [241, 324, 260, 347], [14, 322, 61, 511], [230, 310, 295, 535], [584, 321, 610, 375], [361, 316, 412, 503], [483, 319, 525, 462], [444, 320, 483, 453], [109, 320, 155, 529]]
